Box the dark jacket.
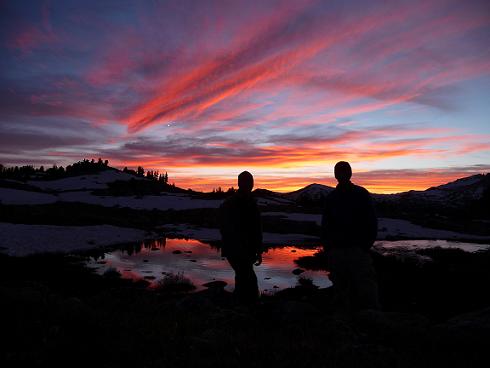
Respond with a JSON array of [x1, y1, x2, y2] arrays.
[[219, 190, 262, 259], [321, 182, 377, 250]]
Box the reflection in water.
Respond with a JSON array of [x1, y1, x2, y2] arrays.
[[87, 238, 332, 292]]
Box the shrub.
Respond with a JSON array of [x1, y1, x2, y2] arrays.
[[154, 272, 196, 293]]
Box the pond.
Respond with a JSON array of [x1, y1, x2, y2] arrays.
[[86, 237, 490, 293], [87, 238, 332, 293]]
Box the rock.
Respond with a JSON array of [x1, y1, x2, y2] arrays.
[[189, 259, 197, 262], [143, 260, 149, 263], [202, 280, 227, 289], [144, 276, 156, 280], [292, 268, 305, 275], [172, 250, 183, 254]]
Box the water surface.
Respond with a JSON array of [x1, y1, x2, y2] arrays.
[[87, 237, 490, 292], [87, 238, 331, 292]]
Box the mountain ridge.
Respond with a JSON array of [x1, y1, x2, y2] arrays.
[[277, 173, 489, 202]]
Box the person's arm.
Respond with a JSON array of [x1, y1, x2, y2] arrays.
[[219, 200, 233, 244], [252, 200, 263, 265], [320, 196, 331, 248], [365, 192, 378, 249], [218, 202, 226, 238]]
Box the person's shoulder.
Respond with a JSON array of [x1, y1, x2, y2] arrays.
[[325, 189, 336, 200], [352, 183, 371, 197], [323, 188, 339, 207], [220, 193, 238, 208], [221, 192, 255, 207]]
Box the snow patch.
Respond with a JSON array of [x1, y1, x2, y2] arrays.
[[286, 183, 333, 201], [436, 175, 482, 190], [373, 239, 490, 264], [0, 188, 58, 205], [58, 191, 223, 210], [28, 170, 143, 191], [162, 224, 318, 245], [262, 211, 322, 225], [262, 212, 489, 241], [375, 239, 490, 253], [0, 222, 148, 256], [377, 218, 489, 241], [256, 196, 293, 206], [0, 187, 223, 210]]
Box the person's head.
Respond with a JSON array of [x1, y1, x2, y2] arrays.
[[238, 171, 254, 193], [334, 161, 352, 184]]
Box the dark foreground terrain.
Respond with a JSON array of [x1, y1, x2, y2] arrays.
[[1, 247, 489, 368]]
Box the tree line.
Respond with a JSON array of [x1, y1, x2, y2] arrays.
[[0, 158, 169, 184]]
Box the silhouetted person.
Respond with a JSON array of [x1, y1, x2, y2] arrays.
[[321, 161, 380, 311], [219, 171, 263, 303]]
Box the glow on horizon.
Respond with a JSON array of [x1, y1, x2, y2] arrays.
[[115, 164, 489, 194]]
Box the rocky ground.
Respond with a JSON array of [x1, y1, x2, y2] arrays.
[[1, 247, 489, 368]]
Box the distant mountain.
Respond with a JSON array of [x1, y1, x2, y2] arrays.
[[384, 174, 490, 207], [281, 174, 489, 209], [283, 183, 334, 205]]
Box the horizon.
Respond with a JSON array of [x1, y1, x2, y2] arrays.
[[2, 159, 487, 194], [1, 1, 489, 193]]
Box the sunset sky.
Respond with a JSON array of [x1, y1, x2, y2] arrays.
[[1, 0, 489, 193]]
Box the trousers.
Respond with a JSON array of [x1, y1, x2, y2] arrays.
[[227, 256, 259, 303], [326, 247, 380, 311]]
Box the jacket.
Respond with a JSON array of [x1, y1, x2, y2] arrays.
[[219, 190, 262, 259], [321, 182, 377, 250]]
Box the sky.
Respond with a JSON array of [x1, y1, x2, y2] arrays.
[[1, 0, 489, 193]]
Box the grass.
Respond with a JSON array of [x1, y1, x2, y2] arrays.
[[154, 272, 196, 293]]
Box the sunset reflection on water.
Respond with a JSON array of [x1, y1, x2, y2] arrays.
[[88, 238, 332, 292]]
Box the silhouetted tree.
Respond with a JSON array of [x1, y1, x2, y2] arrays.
[[213, 186, 223, 193]]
